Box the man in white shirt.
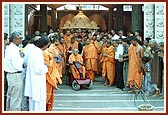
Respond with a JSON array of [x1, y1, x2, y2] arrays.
[[114, 38, 125, 90], [4, 31, 24, 111], [111, 30, 120, 40], [118, 30, 126, 39]]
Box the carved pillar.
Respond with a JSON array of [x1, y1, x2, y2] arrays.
[[155, 4, 165, 43], [3, 4, 25, 38], [144, 4, 155, 39], [3, 4, 9, 34], [144, 4, 165, 43]]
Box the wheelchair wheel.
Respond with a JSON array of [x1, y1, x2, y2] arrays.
[[72, 80, 80, 91], [87, 80, 93, 89]]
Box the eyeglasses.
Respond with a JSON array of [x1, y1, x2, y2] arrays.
[[16, 37, 22, 40]]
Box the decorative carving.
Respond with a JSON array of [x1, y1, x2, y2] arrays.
[[156, 17, 164, 27], [146, 18, 154, 27], [14, 18, 22, 27], [4, 4, 9, 15], [145, 30, 154, 38], [156, 29, 164, 39], [156, 5, 164, 15], [145, 5, 154, 15], [13, 5, 23, 15], [4, 17, 8, 27]]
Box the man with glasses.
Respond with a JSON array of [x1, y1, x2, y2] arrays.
[[4, 31, 24, 111]]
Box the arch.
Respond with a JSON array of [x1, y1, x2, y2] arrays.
[[89, 14, 106, 31], [59, 14, 75, 29]]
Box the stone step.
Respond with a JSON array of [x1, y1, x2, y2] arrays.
[[53, 100, 164, 107], [54, 95, 163, 101], [53, 81, 164, 112], [52, 106, 164, 111]]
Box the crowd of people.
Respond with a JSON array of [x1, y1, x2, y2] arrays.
[[3, 28, 164, 111]]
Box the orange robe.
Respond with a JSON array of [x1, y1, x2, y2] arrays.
[[43, 49, 62, 111], [101, 46, 115, 86], [68, 53, 86, 79], [48, 44, 62, 78], [94, 40, 102, 74], [127, 45, 143, 89], [64, 34, 73, 50], [57, 43, 67, 76], [70, 41, 79, 50], [83, 43, 98, 81]]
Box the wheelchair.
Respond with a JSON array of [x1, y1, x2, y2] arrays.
[[66, 61, 93, 91]]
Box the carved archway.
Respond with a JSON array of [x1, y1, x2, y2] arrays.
[[89, 14, 106, 31], [59, 14, 75, 29]]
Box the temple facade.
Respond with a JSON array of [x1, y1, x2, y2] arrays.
[[3, 3, 165, 43]]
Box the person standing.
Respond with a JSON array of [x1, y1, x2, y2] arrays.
[[57, 37, 67, 76], [64, 30, 73, 50], [21, 38, 35, 111], [4, 31, 24, 111], [44, 46, 62, 111], [101, 40, 115, 86], [24, 35, 49, 111], [114, 38, 125, 90], [141, 56, 151, 96], [4, 33, 9, 111], [83, 39, 98, 81], [149, 39, 161, 96], [158, 42, 164, 98], [126, 37, 143, 90], [118, 30, 126, 39]]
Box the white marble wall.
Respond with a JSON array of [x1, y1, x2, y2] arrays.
[[144, 3, 165, 43], [155, 4, 165, 43], [3, 4, 25, 38]]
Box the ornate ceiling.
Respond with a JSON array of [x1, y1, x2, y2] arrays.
[[47, 4, 115, 9]]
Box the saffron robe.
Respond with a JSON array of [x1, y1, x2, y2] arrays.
[[57, 43, 67, 76], [127, 45, 143, 89], [101, 46, 115, 86], [83, 43, 98, 80], [68, 53, 86, 79]]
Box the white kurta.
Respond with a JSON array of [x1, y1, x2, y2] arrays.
[[24, 46, 48, 111], [22, 43, 36, 110]]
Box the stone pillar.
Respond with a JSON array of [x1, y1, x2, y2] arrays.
[[25, 4, 28, 33], [3, 4, 25, 38], [51, 8, 56, 31], [116, 4, 123, 31], [108, 7, 113, 32], [40, 4, 47, 33], [154, 4, 165, 43], [144, 4, 165, 43], [144, 4, 155, 39], [132, 4, 142, 35]]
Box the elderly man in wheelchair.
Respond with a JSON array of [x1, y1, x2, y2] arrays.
[[67, 48, 92, 90]]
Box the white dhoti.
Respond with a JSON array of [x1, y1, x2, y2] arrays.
[[29, 97, 46, 111]]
